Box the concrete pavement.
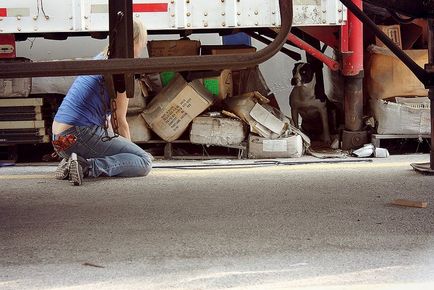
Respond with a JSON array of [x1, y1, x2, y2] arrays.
[[1, 154, 434, 289]]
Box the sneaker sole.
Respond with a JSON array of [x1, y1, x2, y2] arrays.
[[69, 154, 83, 186], [55, 158, 70, 180]]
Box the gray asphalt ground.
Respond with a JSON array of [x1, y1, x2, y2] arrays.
[[1, 154, 434, 290]]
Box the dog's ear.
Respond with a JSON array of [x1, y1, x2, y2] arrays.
[[292, 62, 302, 76]]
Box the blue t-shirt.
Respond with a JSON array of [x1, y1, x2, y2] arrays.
[[54, 54, 110, 127]]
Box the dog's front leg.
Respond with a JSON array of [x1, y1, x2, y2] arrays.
[[291, 107, 299, 129], [319, 108, 331, 144]]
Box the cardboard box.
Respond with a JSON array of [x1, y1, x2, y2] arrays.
[[127, 79, 148, 115], [376, 25, 402, 49], [370, 98, 430, 135], [201, 45, 256, 56], [235, 66, 270, 97], [248, 134, 303, 159], [201, 45, 266, 97], [190, 116, 246, 146], [225, 92, 288, 139], [142, 75, 216, 142], [127, 113, 152, 142], [202, 69, 233, 102], [0, 58, 32, 98], [367, 47, 428, 100], [148, 40, 201, 57], [147, 72, 178, 95], [186, 70, 233, 102]]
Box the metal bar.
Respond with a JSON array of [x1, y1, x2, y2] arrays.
[[108, 0, 135, 98], [428, 19, 434, 170], [0, 0, 293, 79], [246, 32, 301, 61], [339, 0, 430, 86], [287, 33, 340, 71], [342, 0, 363, 77], [343, 0, 363, 131], [363, 0, 434, 19], [341, 0, 366, 150]]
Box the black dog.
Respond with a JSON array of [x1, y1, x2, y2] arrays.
[[289, 62, 331, 143]]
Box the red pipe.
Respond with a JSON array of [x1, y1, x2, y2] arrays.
[[287, 33, 340, 71], [342, 0, 363, 76]]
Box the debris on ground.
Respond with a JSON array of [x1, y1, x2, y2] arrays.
[[391, 199, 428, 208]]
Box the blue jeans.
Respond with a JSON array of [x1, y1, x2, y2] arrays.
[[53, 125, 152, 177]]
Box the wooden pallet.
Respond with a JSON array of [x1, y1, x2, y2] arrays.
[[136, 139, 247, 160], [371, 134, 431, 148]]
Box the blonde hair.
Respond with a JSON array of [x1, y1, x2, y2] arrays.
[[133, 20, 147, 47], [102, 20, 147, 57]]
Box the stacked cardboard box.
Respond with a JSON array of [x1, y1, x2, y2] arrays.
[[140, 40, 305, 159], [367, 46, 430, 135], [127, 79, 152, 143], [190, 115, 246, 147], [142, 75, 217, 142]]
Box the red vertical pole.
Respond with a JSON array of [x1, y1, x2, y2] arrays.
[[341, 0, 367, 150], [342, 0, 363, 76]]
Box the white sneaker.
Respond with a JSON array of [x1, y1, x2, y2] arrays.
[[68, 153, 83, 186], [55, 158, 70, 180]]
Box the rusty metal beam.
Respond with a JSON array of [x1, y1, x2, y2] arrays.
[[0, 0, 293, 79]]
